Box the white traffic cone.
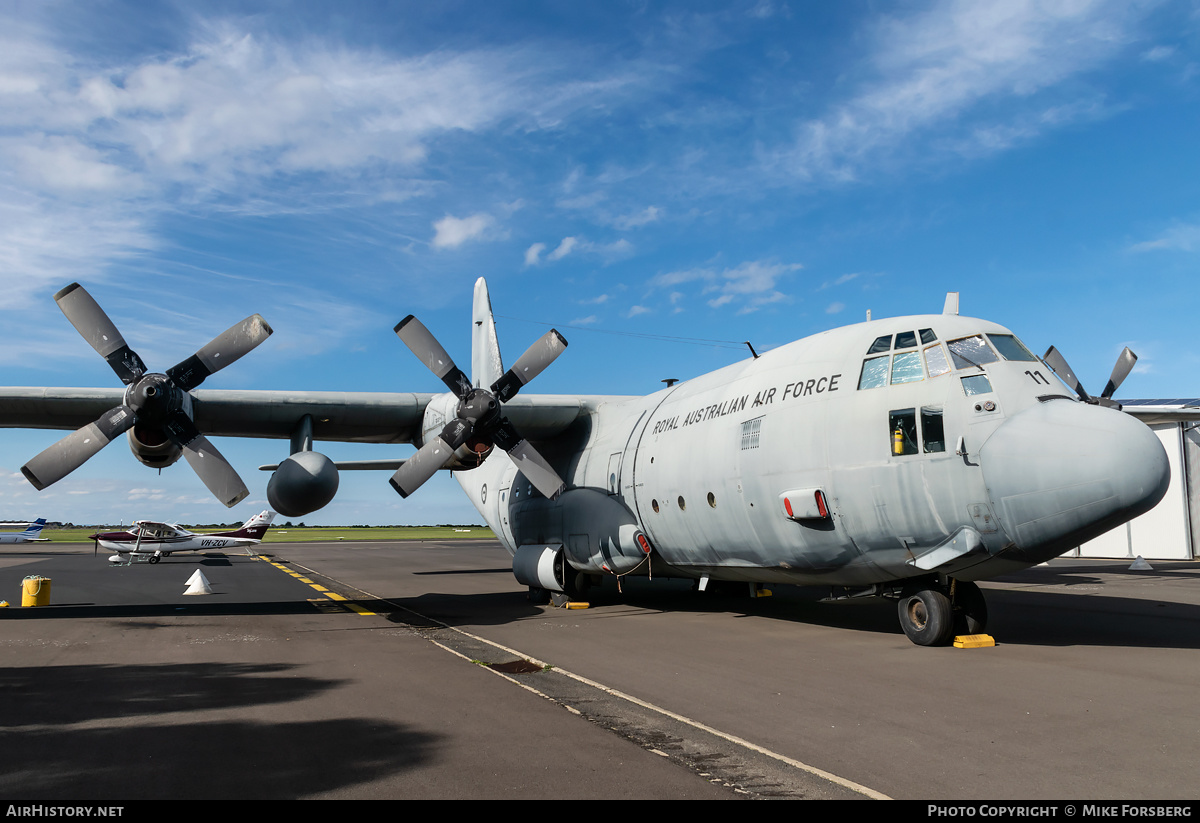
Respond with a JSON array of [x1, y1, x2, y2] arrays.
[[183, 570, 214, 595]]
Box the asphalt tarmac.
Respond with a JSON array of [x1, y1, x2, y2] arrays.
[[1, 539, 1198, 801]]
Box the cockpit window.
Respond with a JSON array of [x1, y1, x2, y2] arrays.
[[919, 328, 938, 344], [924, 344, 950, 378], [987, 333, 1037, 362], [961, 374, 993, 396], [858, 355, 890, 389], [895, 330, 917, 350], [890, 351, 924, 384], [867, 335, 892, 354], [947, 335, 999, 370]]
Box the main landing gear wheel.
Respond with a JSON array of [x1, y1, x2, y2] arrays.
[[148, 555, 160, 564], [898, 586, 955, 646]]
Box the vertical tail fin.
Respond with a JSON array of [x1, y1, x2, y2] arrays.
[[472, 277, 504, 390], [226, 510, 275, 540], [21, 518, 46, 537]]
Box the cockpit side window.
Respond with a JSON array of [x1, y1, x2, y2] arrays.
[[947, 335, 998, 370], [919, 328, 938, 344], [858, 355, 890, 389], [987, 333, 1037, 362], [889, 408, 918, 455]]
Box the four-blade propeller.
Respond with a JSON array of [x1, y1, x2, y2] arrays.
[[1042, 345, 1138, 409], [21, 283, 273, 508], [391, 315, 567, 500]]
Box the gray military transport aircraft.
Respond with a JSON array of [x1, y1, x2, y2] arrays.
[[0, 280, 1174, 645]]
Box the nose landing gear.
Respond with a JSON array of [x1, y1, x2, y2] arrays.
[[897, 579, 988, 646]]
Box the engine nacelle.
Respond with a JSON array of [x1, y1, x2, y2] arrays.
[[512, 544, 566, 592], [421, 391, 494, 469], [127, 424, 182, 469], [267, 451, 340, 517]]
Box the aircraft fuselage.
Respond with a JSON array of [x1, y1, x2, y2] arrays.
[[457, 313, 1169, 592]]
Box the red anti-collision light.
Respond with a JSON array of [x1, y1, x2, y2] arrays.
[[815, 490, 829, 519]]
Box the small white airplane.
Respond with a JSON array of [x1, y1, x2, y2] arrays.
[[0, 518, 48, 543], [91, 510, 275, 563]]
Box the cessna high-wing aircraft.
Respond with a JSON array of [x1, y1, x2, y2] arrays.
[[91, 510, 275, 563], [0, 281, 1173, 644], [0, 518, 48, 543]]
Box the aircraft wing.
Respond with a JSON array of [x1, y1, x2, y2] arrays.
[[1119, 399, 1200, 424], [0, 387, 600, 445]]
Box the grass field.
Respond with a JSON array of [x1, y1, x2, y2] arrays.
[[27, 526, 496, 545]]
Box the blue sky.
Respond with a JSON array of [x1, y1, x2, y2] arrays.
[[1, 0, 1198, 526]]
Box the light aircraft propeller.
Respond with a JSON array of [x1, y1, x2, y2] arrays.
[[1042, 345, 1138, 410], [390, 315, 568, 500], [21, 283, 272, 508]]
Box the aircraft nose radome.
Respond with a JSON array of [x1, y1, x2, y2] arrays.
[[978, 400, 1169, 558]]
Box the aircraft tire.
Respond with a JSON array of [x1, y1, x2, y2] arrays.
[[148, 555, 160, 564], [898, 586, 955, 646], [527, 586, 551, 605], [952, 580, 988, 635]]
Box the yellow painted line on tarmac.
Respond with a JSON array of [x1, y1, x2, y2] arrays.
[[258, 556, 377, 615]]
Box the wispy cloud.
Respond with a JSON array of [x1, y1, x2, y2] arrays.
[[772, 0, 1150, 183], [432, 213, 502, 250], [524, 236, 632, 265], [648, 259, 801, 315], [1128, 220, 1200, 253]]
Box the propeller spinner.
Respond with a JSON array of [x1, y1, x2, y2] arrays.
[[391, 315, 567, 500], [1042, 345, 1138, 409], [21, 283, 272, 507]]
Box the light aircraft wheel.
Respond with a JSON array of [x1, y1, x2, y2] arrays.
[[898, 586, 955, 646], [148, 555, 160, 564], [952, 580, 988, 635]]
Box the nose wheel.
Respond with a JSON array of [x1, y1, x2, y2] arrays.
[[897, 580, 988, 646]]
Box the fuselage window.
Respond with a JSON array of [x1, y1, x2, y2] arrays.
[[889, 408, 919, 455], [924, 343, 950, 378], [895, 330, 917, 350], [947, 335, 999, 370], [890, 350, 924, 384], [961, 374, 993, 396], [867, 335, 893, 354], [921, 407, 946, 453], [858, 355, 890, 389], [987, 333, 1037, 362]]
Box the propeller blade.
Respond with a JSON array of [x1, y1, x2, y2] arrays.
[[54, 283, 146, 385], [492, 329, 568, 402], [493, 417, 565, 499], [1100, 347, 1138, 400], [181, 434, 250, 508], [20, 405, 137, 490], [389, 435, 455, 498], [167, 314, 274, 391], [1042, 346, 1092, 402], [162, 409, 249, 507], [395, 315, 473, 399]]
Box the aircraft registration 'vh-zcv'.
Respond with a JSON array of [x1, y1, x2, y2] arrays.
[[0, 281, 1174, 645], [91, 510, 275, 564]]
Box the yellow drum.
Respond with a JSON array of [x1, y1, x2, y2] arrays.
[[21, 576, 51, 607]]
